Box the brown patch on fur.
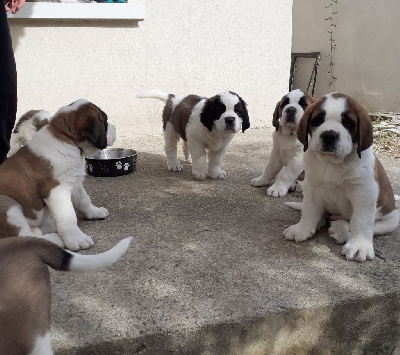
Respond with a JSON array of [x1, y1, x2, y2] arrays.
[[51, 102, 108, 149], [0, 146, 59, 225], [165, 95, 203, 141], [272, 99, 282, 130], [374, 156, 396, 214], [0, 237, 72, 354], [338, 94, 373, 158], [162, 94, 175, 131]]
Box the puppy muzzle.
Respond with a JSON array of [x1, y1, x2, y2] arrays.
[[320, 129, 339, 152], [224, 116, 236, 131]]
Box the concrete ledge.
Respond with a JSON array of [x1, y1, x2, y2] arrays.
[[50, 128, 400, 354]]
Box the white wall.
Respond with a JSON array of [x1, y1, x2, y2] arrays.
[[292, 0, 400, 113], [9, 0, 293, 146]]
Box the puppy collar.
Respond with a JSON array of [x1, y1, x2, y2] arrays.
[[51, 124, 75, 142]]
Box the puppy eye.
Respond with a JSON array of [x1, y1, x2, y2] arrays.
[[311, 112, 325, 128], [299, 97, 308, 110], [341, 113, 355, 132], [281, 98, 289, 108]]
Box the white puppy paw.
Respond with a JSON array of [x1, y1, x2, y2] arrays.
[[63, 231, 94, 251], [267, 183, 288, 198], [84, 206, 109, 220], [329, 220, 350, 244], [168, 162, 183, 172], [341, 239, 374, 262], [283, 223, 315, 242], [251, 175, 271, 187], [208, 169, 227, 180], [192, 166, 207, 180]]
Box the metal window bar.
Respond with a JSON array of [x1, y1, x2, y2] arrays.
[[289, 52, 321, 97]]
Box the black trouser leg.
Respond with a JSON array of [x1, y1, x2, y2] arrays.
[[0, 6, 17, 163]]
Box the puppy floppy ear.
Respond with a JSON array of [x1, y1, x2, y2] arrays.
[[297, 102, 315, 152], [237, 96, 250, 132], [77, 105, 108, 149], [355, 105, 373, 158], [272, 101, 281, 131]]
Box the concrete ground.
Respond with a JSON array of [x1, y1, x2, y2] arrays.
[[51, 128, 400, 355]]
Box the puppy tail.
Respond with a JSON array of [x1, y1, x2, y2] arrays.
[[284, 201, 303, 211], [136, 90, 170, 102], [33, 237, 132, 273]]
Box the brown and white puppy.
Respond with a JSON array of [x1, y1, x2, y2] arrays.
[[251, 89, 315, 197], [0, 236, 131, 355], [0, 99, 116, 251], [7, 110, 53, 158], [283, 93, 399, 262], [137, 90, 250, 180]]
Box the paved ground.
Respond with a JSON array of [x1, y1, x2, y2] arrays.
[[51, 128, 400, 355]]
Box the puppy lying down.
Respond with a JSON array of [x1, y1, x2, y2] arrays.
[[0, 236, 131, 355]]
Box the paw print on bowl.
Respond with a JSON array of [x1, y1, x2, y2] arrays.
[[88, 164, 93, 172], [124, 162, 130, 171], [115, 161, 123, 170]]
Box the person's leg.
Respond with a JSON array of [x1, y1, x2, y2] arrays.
[[0, 6, 17, 163]]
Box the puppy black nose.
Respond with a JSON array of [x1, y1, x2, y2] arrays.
[[286, 106, 296, 115], [225, 117, 235, 125], [320, 130, 340, 148]]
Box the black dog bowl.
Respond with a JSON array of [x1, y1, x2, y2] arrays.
[[85, 148, 137, 177]]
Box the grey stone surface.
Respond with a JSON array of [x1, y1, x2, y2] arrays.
[[51, 128, 400, 354]]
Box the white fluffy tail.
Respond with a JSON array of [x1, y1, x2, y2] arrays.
[[136, 90, 170, 102], [284, 201, 303, 211], [69, 237, 132, 272]]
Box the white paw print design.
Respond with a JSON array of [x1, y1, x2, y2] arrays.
[[115, 161, 123, 170], [124, 162, 130, 171], [88, 164, 93, 172]]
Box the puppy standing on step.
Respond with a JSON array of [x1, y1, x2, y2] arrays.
[[137, 90, 250, 180], [283, 93, 399, 262], [251, 89, 315, 197], [0, 99, 116, 251], [0, 236, 131, 355]]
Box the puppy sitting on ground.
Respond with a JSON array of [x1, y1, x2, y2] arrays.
[[251, 89, 315, 197], [283, 93, 399, 262], [137, 90, 250, 180], [0, 236, 131, 355], [7, 109, 53, 158], [0, 99, 116, 251]]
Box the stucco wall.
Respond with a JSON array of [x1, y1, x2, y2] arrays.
[[9, 0, 293, 144], [292, 0, 400, 113]]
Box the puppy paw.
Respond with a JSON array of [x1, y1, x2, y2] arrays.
[[341, 239, 374, 262], [63, 231, 94, 251], [168, 162, 183, 172], [250, 175, 271, 187], [84, 206, 109, 220], [208, 169, 227, 180], [329, 220, 350, 244], [283, 223, 315, 242], [267, 183, 288, 198]]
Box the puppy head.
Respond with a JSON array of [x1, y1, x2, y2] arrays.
[[297, 93, 373, 162], [200, 91, 250, 133], [272, 89, 315, 135], [51, 99, 116, 156]]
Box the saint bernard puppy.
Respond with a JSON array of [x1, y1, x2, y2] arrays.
[[137, 90, 250, 180], [251, 89, 315, 197], [283, 93, 399, 262], [0, 99, 116, 251], [0, 236, 131, 355], [7, 109, 53, 157]]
